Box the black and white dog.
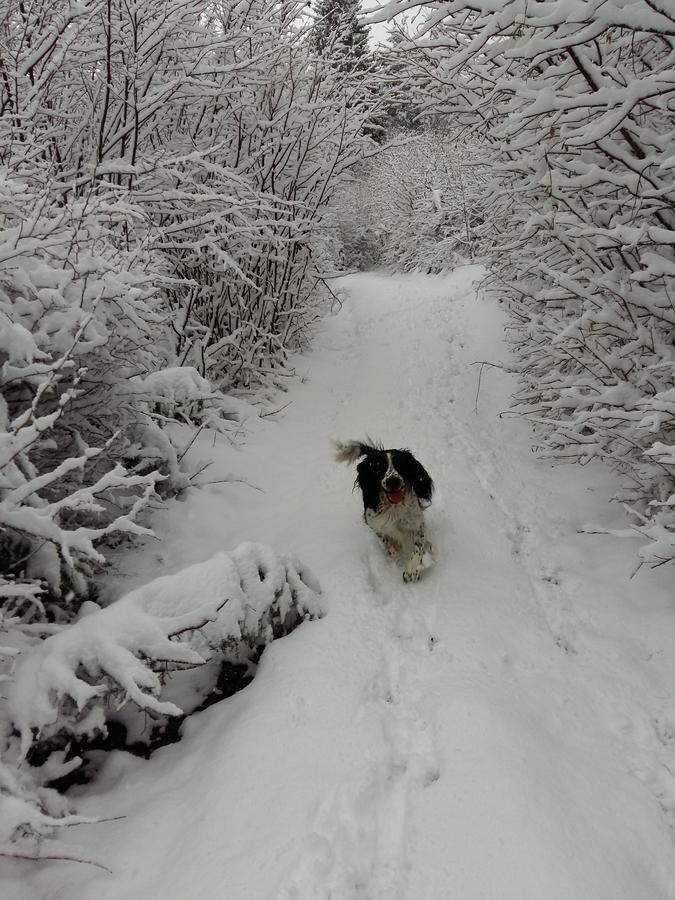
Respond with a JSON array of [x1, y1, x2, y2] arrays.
[[335, 439, 435, 582]]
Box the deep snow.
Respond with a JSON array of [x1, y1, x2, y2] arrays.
[[8, 268, 675, 899]]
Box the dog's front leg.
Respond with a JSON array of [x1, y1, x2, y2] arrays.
[[402, 528, 433, 583], [378, 533, 401, 558]]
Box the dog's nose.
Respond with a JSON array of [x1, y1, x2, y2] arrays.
[[384, 475, 402, 490]]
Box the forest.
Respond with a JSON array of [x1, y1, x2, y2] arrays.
[[1, 0, 674, 877]]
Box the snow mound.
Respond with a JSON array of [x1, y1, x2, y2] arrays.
[[10, 542, 322, 752], [2, 543, 321, 868]]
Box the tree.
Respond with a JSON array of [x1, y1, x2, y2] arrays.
[[0, 0, 378, 609], [329, 129, 492, 271], [368, 0, 675, 565], [310, 0, 370, 68], [0, 0, 376, 865]]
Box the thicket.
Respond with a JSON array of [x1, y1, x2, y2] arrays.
[[0, 0, 377, 610], [0, 0, 376, 865], [331, 130, 493, 272], [372, 0, 675, 566]]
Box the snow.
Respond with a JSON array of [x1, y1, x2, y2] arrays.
[[7, 268, 675, 898], [8, 542, 322, 759]]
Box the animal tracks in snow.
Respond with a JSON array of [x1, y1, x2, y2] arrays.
[[282, 571, 441, 900], [282, 271, 675, 900], [442, 282, 675, 869]]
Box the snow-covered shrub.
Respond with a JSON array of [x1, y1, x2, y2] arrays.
[[0, 592, 107, 868], [1, 0, 377, 610], [1, 0, 381, 395], [115, 0, 380, 391], [2, 543, 321, 865], [0, 290, 162, 609], [158, 9, 380, 388], [330, 131, 492, 272], [0, 747, 101, 870], [373, 0, 675, 564], [0, 174, 218, 608], [9, 542, 321, 753]]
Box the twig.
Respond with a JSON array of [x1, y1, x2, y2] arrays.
[[0, 848, 113, 874], [177, 423, 206, 463], [61, 815, 127, 828], [190, 477, 264, 493], [168, 597, 230, 638], [470, 360, 505, 414], [260, 401, 292, 418], [316, 270, 358, 279], [315, 276, 345, 312], [187, 460, 213, 481]]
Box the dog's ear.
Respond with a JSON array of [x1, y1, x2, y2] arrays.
[[333, 440, 364, 465], [355, 459, 382, 512], [412, 461, 434, 506], [333, 438, 382, 465], [396, 451, 434, 506]]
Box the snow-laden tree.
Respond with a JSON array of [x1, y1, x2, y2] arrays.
[[0, 0, 379, 606], [154, 0, 380, 388], [329, 129, 492, 271], [0, 0, 372, 871], [310, 0, 370, 66], [370, 0, 675, 565]]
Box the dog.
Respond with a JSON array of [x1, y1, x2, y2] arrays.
[[334, 439, 435, 582]]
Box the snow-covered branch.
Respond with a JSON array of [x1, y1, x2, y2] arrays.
[[377, 0, 675, 563], [1, 542, 321, 866]]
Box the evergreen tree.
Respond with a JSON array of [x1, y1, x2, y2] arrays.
[[310, 0, 370, 68]]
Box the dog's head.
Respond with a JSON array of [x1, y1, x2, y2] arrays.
[[335, 440, 434, 512]]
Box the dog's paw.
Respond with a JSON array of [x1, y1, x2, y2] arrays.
[[402, 566, 421, 583]]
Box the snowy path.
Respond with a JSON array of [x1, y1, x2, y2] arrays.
[[16, 270, 675, 899]]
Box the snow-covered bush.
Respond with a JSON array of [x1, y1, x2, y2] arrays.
[[330, 131, 492, 272], [10, 542, 322, 751], [0, 0, 367, 871], [1, 543, 321, 866], [2, 0, 378, 386], [372, 0, 675, 564], [0, 0, 380, 611], [119, 0, 379, 392], [0, 748, 100, 870], [0, 189, 163, 606], [0, 173, 232, 609], [0, 594, 106, 868]]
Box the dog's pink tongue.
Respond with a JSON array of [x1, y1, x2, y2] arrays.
[[386, 489, 405, 505]]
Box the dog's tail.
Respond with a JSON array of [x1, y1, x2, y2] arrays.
[[333, 438, 381, 465]]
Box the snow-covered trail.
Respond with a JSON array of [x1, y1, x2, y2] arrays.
[[16, 270, 675, 900]]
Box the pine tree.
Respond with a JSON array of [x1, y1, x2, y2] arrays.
[[310, 0, 370, 68]]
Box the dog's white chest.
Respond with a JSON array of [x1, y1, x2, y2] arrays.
[[366, 497, 423, 541]]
